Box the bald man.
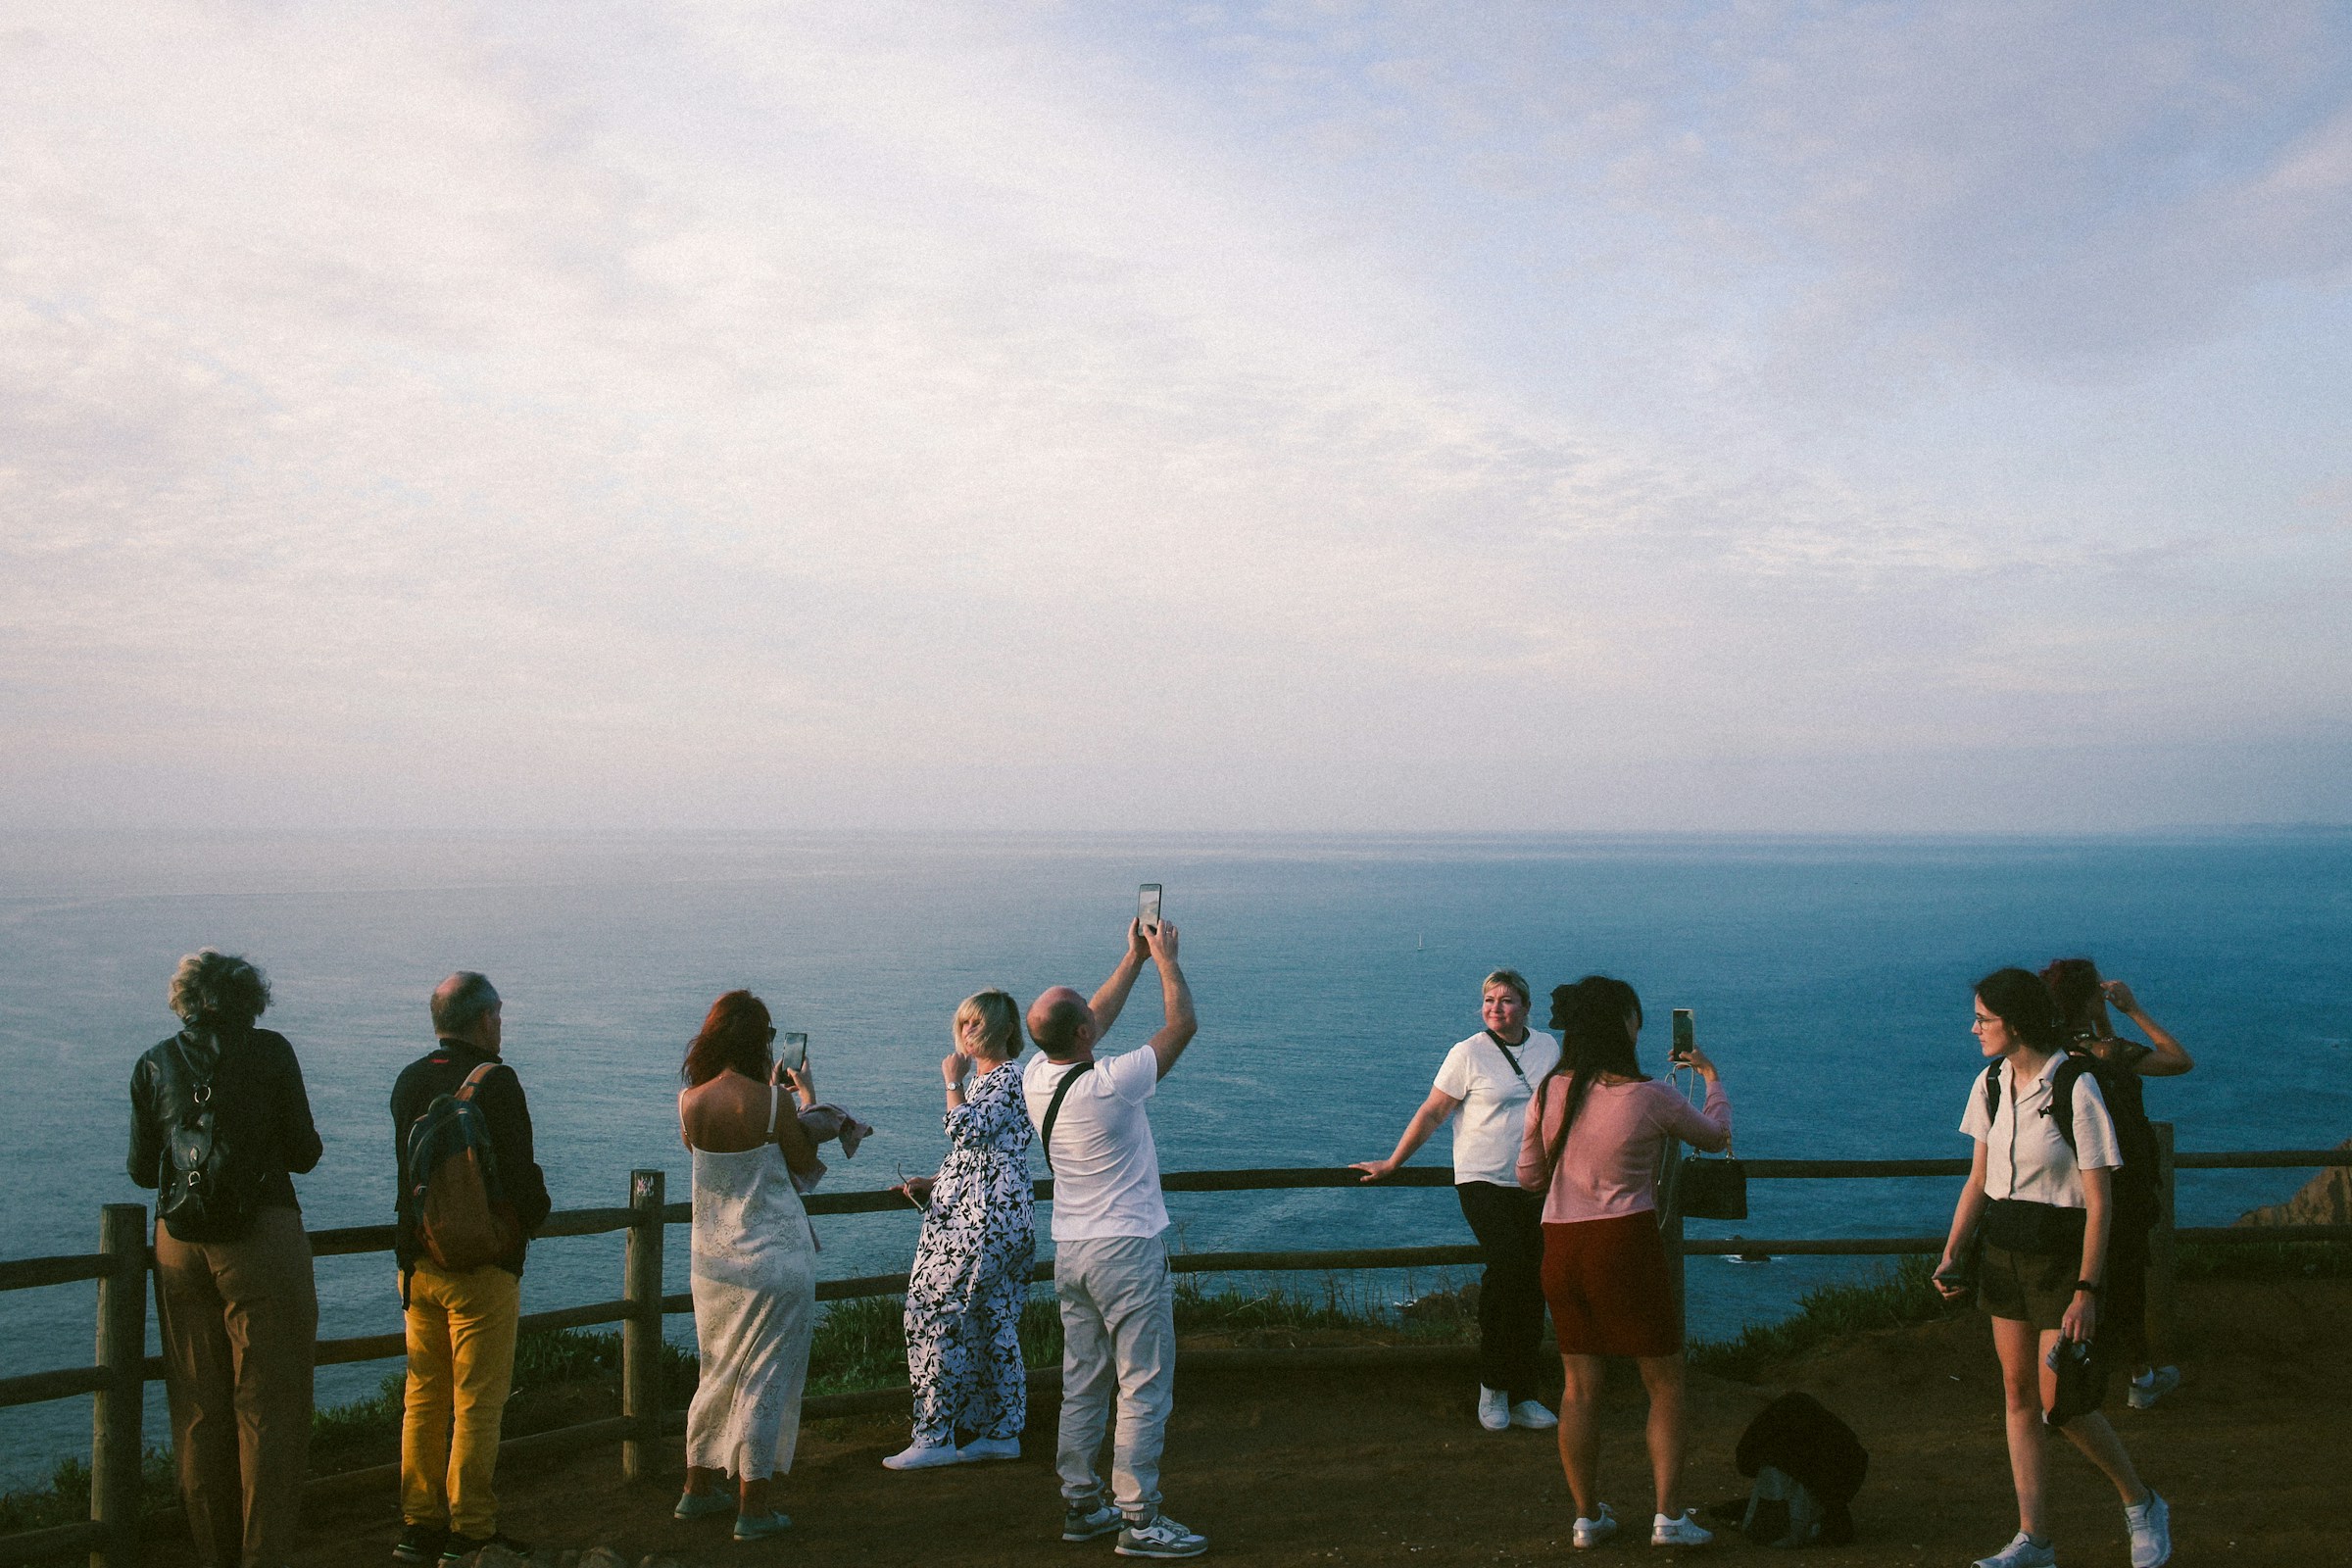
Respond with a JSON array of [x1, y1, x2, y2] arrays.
[[1022, 917, 1204, 1559]]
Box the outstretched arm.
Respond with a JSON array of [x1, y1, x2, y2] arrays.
[[1143, 920, 1198, 1079], [1350, 1088, 1463, 1181], [1089, 919, 1152, 1038]]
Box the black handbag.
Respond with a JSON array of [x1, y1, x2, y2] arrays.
[[1678, 1150, 1748, 1221]]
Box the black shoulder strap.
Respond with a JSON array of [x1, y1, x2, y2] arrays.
[[1981, 1059, 2001, 1125], [1485, 1030, 1525, 1081], [1039, 1060, 1097, 1171]]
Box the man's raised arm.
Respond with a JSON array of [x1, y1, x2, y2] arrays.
[[1144, 920, 1198, 1080], [1088, 918, 1151, 1037]]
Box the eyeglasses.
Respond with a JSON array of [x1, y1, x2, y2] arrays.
[[763, 1026, 778, 1043]]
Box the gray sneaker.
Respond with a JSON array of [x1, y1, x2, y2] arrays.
[[1062, 1499, 1122, 1543], [1115, 1513, 1209, 1559], [2127, 1366, 2180, 1410], [2125, 1491, 2171, 1568], [1972, 1533, 2056, 1568]]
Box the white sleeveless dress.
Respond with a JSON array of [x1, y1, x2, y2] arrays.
[[683, 1085, 817, 1479]]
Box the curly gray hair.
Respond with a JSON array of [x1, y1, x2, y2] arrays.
[[169, 950, 271, 1026]]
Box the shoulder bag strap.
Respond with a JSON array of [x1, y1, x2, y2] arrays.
[[1485, 1030, 1525, 1081], [455, 1061, 502, 1102], [1038, 1060, 1097, 1171]]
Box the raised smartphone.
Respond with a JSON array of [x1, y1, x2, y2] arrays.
[[1671, 1008, 1694, 1062], [1138, 883, 1162, 932], [780, 1032, 809, 1075]]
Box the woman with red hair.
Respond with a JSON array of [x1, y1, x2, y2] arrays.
[[674, 991, 821, 1541]]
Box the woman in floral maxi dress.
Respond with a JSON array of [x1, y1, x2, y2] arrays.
[[885, 989, 1037, 1469]]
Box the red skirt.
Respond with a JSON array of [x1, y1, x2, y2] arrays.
[[1541, 1212, 1679, 1357]]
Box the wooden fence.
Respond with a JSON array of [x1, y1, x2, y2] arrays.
[[4, 1135, 2348, 1566]]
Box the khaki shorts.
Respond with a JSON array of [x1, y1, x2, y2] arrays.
[[1978, 1242, 2078, 1331]]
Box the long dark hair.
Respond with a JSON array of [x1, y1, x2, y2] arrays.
[[1535, 975, 1648, 1180], [1975, 967, 2065, 1053], [682, 990, 774, 1088]]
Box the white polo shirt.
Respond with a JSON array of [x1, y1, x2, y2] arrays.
[[1433, 1028, 1560, 1187], [1025, 1046, 1168, 1243], [1959, 1053, 2122, 1207]]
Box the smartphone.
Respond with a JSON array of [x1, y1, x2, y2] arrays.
[[1670, 1008, 1694, 1062], [1138, 883, 1162, 932], [780, 1032, 808, 1075]]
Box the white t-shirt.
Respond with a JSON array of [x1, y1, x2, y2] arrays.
[[1959, 1053, 2122, 1207], [1433, 1029, 1560, 1187], [1024, 1047, 1168, 1243]]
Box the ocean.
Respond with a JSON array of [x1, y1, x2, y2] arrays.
[[2, 829, 2346, 1489]]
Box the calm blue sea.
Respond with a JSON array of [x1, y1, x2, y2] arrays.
[[2, 829, 2347, 1489]]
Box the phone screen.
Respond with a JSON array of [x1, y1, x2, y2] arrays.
[[1138, 883, 1162, 931], [782, 1032, 808, 1074], [1671, 1008, 1694, 1060]]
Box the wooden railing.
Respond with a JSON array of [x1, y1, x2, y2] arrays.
[[4, 1136, 2347, 1567]]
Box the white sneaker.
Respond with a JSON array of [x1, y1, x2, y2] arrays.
[[1476, 1385, 1510, 1431], [881, 1440, 963, 1470], [2127, 1366, 2180, 1410], [2125, 1491, 2172, 1568], [1650, 1510, 1713, 1547], [1509, 1398, 1558, 1430], [1115, 1513, 1208, 1559], [956, 1435, 1020, 1463], [1972, 1533, 2057, 1568], [1573, 1504, 1618, 1548]]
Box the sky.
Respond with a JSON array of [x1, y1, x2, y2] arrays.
[[3, 1, 2349, 834]]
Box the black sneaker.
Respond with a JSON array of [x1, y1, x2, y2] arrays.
[[393, 1522, 447, 1563], [439, 1531, 531, 1563]]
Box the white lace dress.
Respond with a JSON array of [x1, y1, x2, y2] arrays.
[[683, 1086, 816, 1480]]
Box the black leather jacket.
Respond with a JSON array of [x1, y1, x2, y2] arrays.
[[128, 1023, 323, 1215]]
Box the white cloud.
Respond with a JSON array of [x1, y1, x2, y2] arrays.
[[0, 1, 2346, 832]]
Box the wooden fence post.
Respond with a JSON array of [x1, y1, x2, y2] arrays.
[[621, 1169, 664, 1483], [2146, 1121, 2178, 1367], [90, 1204, 149, 1568]]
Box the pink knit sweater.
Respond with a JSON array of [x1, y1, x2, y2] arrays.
[[1516, 1075, 1732, 1224]]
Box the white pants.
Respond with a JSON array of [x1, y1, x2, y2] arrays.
[[1053, 1233, 1175, 1519]]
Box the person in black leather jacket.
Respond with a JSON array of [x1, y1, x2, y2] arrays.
[[127, 949, 321, 1568]]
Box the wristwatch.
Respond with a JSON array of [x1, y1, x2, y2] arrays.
[[2071, 1279, 2103, 1296]]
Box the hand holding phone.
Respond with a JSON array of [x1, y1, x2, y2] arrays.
[[1138, 883, 1163, 933], [1670, 1008, 1694, 1063], [780, 1032, 809, 1076]]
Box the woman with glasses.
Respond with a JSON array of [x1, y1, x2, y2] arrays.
[[1935, 968, 2172, 1568], [675, 991, 821, 1542], [885, 989, 1037, 1469]]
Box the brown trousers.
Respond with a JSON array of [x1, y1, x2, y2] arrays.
[[153, 1203, 318, 1568]]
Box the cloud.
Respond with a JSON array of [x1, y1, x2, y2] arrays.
[[0, 1, 2346, 831]]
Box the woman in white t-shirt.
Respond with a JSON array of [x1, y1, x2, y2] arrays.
[[1351, 970, 1560, 1432], [1934, 968, 2172, 1568]]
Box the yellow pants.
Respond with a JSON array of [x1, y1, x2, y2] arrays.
[[399, 1261, 521, 1538]]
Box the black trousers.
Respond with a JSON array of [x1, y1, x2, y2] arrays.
[[1456, 1181, 1546, 1402]]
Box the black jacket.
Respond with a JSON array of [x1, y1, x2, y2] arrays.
[[129, 1024, 322, 1216], [390, 1039, 553, 1275]]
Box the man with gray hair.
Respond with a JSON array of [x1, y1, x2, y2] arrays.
[[389, 972, 550, 1565], [1023, 918, 1204, 1559]]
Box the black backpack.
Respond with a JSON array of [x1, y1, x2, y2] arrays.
[[1980, 1052, 2161, 1244], [1734, 1391, 1866, 1544], [155, 1029, 268, 1243]]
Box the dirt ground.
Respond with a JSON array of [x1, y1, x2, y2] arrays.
[[178, 1274, 2352, 1567]]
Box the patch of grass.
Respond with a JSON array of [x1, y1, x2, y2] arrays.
[[1688, 1255, 1962, 1382]]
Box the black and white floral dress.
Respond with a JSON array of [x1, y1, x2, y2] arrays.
[[904, 1059, 1036, 1445]]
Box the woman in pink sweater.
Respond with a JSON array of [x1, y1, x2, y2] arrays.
[[1518, 975, 1731, 1550]]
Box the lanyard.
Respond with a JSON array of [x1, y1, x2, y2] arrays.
[[1484, 1029, 1526, 1080]]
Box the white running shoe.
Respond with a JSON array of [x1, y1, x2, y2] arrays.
[[1650, 1510, 1714, 1547], [881, 1440, 963, 1470], [1972, 1532, 2057, 1568], [1509, 1399, 1559, 1430], [1476, 1385, 1510, 1431], [2127, 1366, 2180, 1410], [2125, 1491, 2172, 1568], [956, 1435, 1020, 1463], [1115, 1513, 1209, 1559], [1573, 1504, 1618, 1548]]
